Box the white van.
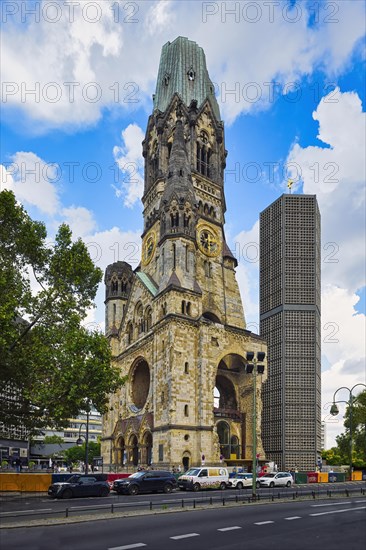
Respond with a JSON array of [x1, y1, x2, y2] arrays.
[[178, 467, 229, 491]]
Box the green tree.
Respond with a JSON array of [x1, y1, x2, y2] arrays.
[[63, 441, 101, 464], [338, 389, 366, 468], [0, 190, 124, 433]]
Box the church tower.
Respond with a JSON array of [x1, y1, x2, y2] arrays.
[[101, 37, 267, 471]]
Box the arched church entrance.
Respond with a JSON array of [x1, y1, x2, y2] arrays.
[[128, 434, 139, 466], [141, 431, 153, 466], [116, 436, 125, 465], [182, 452, 191, 472]]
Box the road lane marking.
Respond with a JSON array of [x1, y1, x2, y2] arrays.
[[170, 533, 200, 540], [108, 544, 146, 550], [284, 516, 301, 520], [254, 521, 274, 525], [311, 501, 351, 507], [310, 506, 366, 517], [218, 526, 242, 531], [1, 508, 52, 515]]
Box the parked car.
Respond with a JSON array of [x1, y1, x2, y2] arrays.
[[228, 473, 253, 489], [113, 470, 177, 495], [178, 467, 229, 491], [257, 472, 294, 488], [48, 474, 110, 499]]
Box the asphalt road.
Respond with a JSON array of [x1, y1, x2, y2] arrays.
[[1, 496, 365, 550], [1, 482, 365, 525]]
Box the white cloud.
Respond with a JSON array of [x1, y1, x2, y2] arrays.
[[113, 123, 145, 207], [233, 221, 260, 329], [61, 206, 97, 238], [286, 89, 366, 446], [2, 0, 365, 129], [1, 152, 60, 215]]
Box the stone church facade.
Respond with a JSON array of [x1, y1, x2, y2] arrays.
[[101, 37, 267, 471]]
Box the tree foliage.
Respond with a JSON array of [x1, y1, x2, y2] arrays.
[[323, 389, 366, 468], [0, 190, 124, 434], [63, 441, 101, 464]]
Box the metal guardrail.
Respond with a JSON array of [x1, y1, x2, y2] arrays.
[[1, 485, 365, 523]]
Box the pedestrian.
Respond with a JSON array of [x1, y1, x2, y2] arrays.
[[178, 464, 181, 473], [69, 464, 73, 474], [15, 457, 21, 473], [201, 454, 205, 466]]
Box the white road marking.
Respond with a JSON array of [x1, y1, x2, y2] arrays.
[[311, 501, 351, 507], [108, 544, 146, 550], [1, 508, 52, 515], [310, 506, 366, 517], [218, 526, 242, 531], [254, 521, 274, 525], [170, 533, 200, 540], [284, 516, 301, 520]]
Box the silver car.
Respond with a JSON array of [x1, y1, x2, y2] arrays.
[[258, 472, 293, 488], [229, 473, 253, 489]]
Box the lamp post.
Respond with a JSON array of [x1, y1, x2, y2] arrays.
[[246, 351, 266, 498], [76, 408, 90, 475], [330, 383, 366, 478]]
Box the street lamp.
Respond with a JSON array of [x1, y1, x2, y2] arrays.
[[330, 383, 366, 477], [246, 351, 266, 498], [76, 408, 90, 475]]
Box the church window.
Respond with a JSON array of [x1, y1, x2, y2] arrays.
[[167, 142, 172, 159], [145, 308, 152, 331], [187, 68, 195, 81], [111, 278, 118, 295], [196, 131, 210, 177], [186, 302, 191, 316], [181, 301, 185, 314], [162, 248, 165, 274], [184, 362, 189, 374], [184, 405, 189, 417], [127, 322, 133, 344], [113, 303, 116, 325], [121, 277, 128, 293], [173, 243, 176, 270]]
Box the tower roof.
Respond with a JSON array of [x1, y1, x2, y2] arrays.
[[153, 36, 220, 120]]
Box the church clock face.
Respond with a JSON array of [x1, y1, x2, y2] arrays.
[[142, 231, 157, 266], [197, 223, 220, 257]]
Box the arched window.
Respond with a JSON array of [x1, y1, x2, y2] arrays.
[[113, 303, 116, 324], [145, 308, 152, 331], [173, 243, 176, 270], [127, 322, 133, 344], [111, 278, 118, 295], [197, 131, 210, 176], [181, 300, 185, 314], [186, 302, 191, 316], [184, 362, 189, 374], [184, 405, 189, 417]]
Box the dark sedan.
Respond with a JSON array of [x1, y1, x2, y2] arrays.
[[48, 474, 110, 499], [113, 470, 177, 495]]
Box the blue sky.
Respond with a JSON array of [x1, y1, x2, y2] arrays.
[[1, 0, 365, 446]]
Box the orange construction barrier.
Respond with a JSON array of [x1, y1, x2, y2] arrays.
[[318, 472, 328, 483], [352, 471, 362, 481], [0, 473, 51, 492]]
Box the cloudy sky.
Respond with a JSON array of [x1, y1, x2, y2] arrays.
[[1, 0, 365, 447]]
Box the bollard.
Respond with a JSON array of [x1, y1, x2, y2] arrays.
[[65, 508, 69, 518], [182, 499, 184, 508], [272, 495, 274, 502], [312, 491, 316, 499], [193, 499, 196, 509], [210, 497, 213, 505], [223, 498, 225, 506], [346, 489, 349, 497], [150, 501, 152, 511], [111, 504, 114, 514]]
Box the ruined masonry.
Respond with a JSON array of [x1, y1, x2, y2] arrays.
[[101, 37, 267, 471]]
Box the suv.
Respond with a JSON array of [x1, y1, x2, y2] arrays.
[[113, 470, 177, 495], [257, 472, 293, 488], [48, 474, 110, 499]]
